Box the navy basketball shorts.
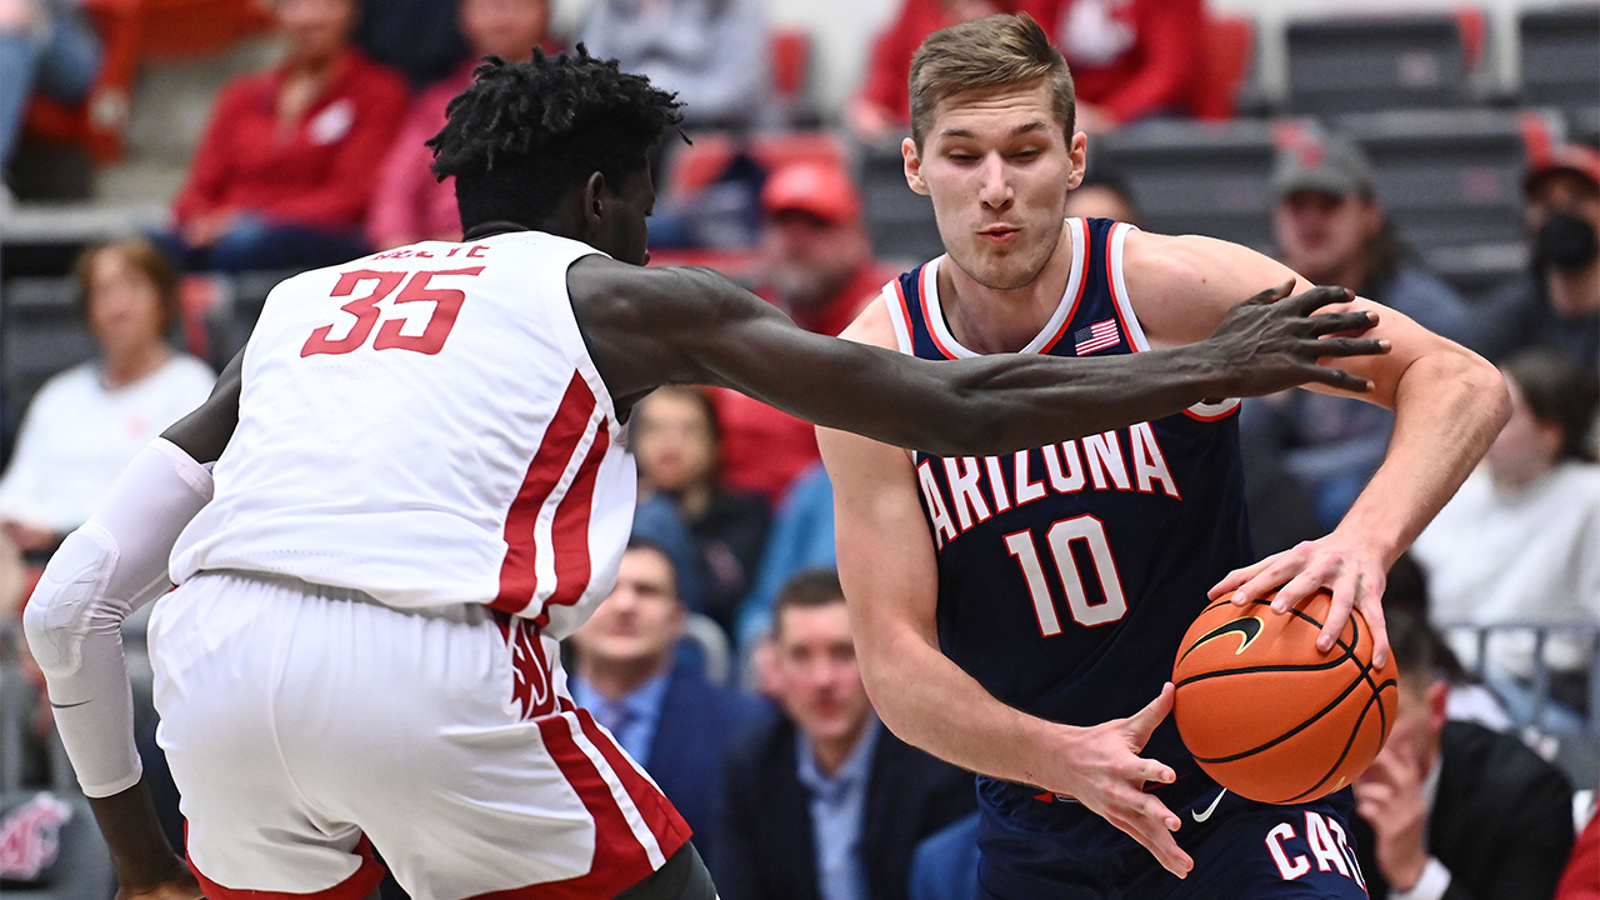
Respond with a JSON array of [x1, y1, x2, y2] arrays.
[[975, 777, 1370, 900]]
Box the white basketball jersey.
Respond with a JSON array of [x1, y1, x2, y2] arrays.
[[170, 231, 636, 638]]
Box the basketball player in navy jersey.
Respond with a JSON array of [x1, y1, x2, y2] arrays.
[[818, 15, 1509, 900]]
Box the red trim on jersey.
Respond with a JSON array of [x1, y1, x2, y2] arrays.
[[188, 833, 386, 900], [1182, 400, 1242, 422], [536, 424, 610, 625], [466, 713, 684, 900], [918, 265, 963, 361], [495, 374, 598, 615], [575, 708, 692, 855], [1043, 218, 1093, 353]]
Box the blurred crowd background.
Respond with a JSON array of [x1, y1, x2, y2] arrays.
[[0, 0, 1596, 897]]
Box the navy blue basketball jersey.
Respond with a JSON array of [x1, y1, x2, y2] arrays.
[[884, 217, 1253, 797]]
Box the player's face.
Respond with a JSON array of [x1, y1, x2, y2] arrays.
[[631, 389, 717, 494], [570, 547, 683, 668], [772, 602, 874, 749], [85, 249, 167, 359], [904, 80, 1083, 292], [459, 0, 548, 62], [595, 166, 655, 267], [1273, 190, 1379, 283]]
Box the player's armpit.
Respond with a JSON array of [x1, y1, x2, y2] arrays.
[[163, 348, 242, 464]]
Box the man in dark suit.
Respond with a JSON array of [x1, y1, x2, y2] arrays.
[[1353, 601, 1574, 900], [720, 570, 976, 900], [566, 537, 767, 871]]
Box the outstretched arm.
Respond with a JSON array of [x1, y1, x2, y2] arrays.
[[21, 352, 242, 899], [567, 257, 1384, 456]]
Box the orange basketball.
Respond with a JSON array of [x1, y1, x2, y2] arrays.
[[1171, 589, 1398, 804]]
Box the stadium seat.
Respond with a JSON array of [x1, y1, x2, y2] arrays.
[[1091, 119, 1286, 253], [0, 278, 97, 452], [770, 28, 812, 127], [1189, 13, 1256, 122], [1284, 10, 1484, 117], [1519, 6, 1600, 122], [1573, 107, 1600, 150], [1334, 108, 1538, 255], [664, 131, 847, 201], [855, 143, 943, 265]]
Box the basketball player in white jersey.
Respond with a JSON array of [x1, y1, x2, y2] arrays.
[[24, 48, 1388, 900]]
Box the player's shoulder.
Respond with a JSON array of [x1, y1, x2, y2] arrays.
[[838, 277, 902, 351]]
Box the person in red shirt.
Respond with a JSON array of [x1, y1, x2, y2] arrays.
[[165, 0, 409, 272], [1014, 0, 1202, 132], [848, 0, 1008, 144], [366, 0, 558, 251], [712, 161, 899, 502]]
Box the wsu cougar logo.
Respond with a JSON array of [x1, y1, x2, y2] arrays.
[[0, 793, 72, 880], [498, 615, 555, 720]]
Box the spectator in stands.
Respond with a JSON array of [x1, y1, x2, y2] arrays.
[[632, 385, 769, 638], [1411, 350, 1600, 729], [735, 463, 835, 660], [848, 0, 1005, 145], [1478, 142, 1600, 372], [1013, 0, 1202, 132], [366, 0, 554, 251], [1351, 601, 1574, 900], [0, 239, 214, 564], [0, 0, 100, 192], [1242, 136, 1479, 527], [1063, 168, 1139, 223], [1556, 812, 1599, 900], [576, 0, 769, 131], [719, 571, 976, 900], [353, 0, 465, 89], [713, 161, 896, 504], [566, 539, 767, 873], [165, 0, 409, 272]]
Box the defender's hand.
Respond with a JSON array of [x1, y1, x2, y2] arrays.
[[1049, 684, 1193, 879], [1209, 532, 1392, 669], [1204, 281, 1389, 397]]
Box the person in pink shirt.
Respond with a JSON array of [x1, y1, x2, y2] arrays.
[[367, 0, 556, 251], [165, 0, 409, 272]]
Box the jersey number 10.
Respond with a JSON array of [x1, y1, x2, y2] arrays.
[[1003, 515, 1128, 636], [301, 267, 485, 358]]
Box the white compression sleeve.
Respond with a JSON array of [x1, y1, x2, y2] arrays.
[[21, 438, 214, 797]]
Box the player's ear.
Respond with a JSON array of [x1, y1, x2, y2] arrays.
[[1066, 131, 1087, 191], [583, 171, 607, 223], [904, 137, 930, 197]]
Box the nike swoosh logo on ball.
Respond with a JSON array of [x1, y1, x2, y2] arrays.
[[1192, 789, 1228, 823]]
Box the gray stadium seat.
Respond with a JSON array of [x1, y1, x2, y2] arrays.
[[1286, 13, 1477, 116], [855, 144, 944, 266], [1519, 7, 1600, 122], [0, 277, 97, 459], [1334, 109, 1534, 255], [1091, 119, 1283, 253], [1572, 107, 1600, 150]]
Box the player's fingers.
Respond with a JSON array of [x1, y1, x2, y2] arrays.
[[1309, 336, 1389, 359], [1304, 364, 1376, 394], [1268, 566, 1331, 614], [1303, 310, 1380, 337], [1243, 278, 1296, 306], [1209, 557, 1275, 600], [1284, 284, 1354, 315], [1106, 804, 1192, 880], [1124, 682, 1176, 745], [1317, 570, 1361, 654], [1361, 587, 1392, 670]]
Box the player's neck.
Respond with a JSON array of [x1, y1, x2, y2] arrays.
[[938, 227, 1075, 354], [581, 656, 671, 702]]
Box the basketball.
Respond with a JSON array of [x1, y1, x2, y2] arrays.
[[1171, 589, 1398, 804]]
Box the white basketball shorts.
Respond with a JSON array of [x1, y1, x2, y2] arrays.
[[147, 571, 690, 900]]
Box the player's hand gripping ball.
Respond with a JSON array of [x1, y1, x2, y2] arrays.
[[1172, 589, 1398, 804]]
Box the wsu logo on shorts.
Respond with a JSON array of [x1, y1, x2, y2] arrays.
[[0, 792, 73, 881], [497, 614, 555, 720]]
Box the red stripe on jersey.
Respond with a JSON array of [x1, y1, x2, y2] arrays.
[[536, 424, 610, 625], [1183, 400, 1242, 422], [1043, 218, 1093, 352], [468, 714, 665, 900], [574, 708, 692, 856], [189, 833, 386, 900], [918, 265, 962, 361], [495, 374, 598, 615]]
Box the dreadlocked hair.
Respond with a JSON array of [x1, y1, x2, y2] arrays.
[[428, 45, 684, 229]]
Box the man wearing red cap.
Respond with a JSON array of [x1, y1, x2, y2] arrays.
[[1479, 142, 1600, 372], [712, 162, 901, 503]]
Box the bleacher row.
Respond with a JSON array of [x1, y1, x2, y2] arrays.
[[2, 5, 1598, 462]]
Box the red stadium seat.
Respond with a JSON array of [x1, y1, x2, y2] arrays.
[[1189, 14, 1254, 122]]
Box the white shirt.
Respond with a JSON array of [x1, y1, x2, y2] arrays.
[[0, 354, 216, 531], [171, 232, 636, 638], [1412, 461, 1600, 676]]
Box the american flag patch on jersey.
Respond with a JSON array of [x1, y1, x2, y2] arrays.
[[1073, 319, 1120, 354]]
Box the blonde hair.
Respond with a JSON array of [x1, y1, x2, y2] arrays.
[[908, 13, 1076, 148]]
